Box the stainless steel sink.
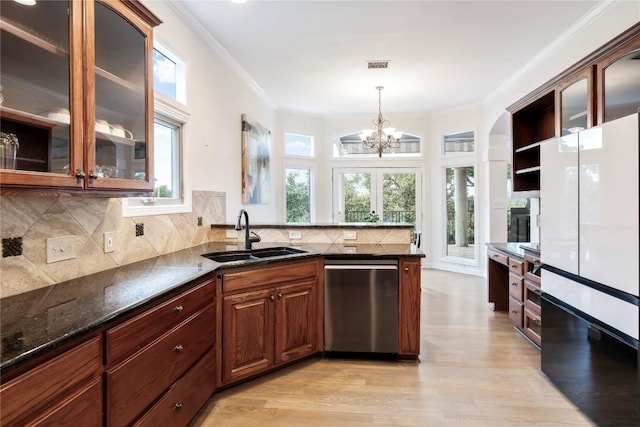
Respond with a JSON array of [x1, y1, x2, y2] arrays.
[[202, 247, 307, 263]]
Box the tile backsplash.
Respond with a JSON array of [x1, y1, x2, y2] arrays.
[[0, 191, 225, 298]]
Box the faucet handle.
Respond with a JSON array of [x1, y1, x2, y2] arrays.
[[250, 231, 262, 242]]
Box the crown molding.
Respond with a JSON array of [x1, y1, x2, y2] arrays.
[[165, 1, 277, 110]]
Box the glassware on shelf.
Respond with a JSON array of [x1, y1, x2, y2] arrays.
[[0, 132, 19, 169]]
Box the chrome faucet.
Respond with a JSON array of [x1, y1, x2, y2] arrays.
[[235, 209, 261, 250]]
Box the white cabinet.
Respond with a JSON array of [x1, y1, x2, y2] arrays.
[[541, 113, 639, 297], [579, 113, 639, 296], [540, 134, 579, 275]]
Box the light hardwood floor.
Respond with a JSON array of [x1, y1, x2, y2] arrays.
[[191, 269, 595, 426]]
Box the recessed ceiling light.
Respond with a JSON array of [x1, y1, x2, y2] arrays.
[[14, 0, 36, 5]]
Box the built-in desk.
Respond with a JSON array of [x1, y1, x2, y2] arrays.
[[487, 243, 541, 347]]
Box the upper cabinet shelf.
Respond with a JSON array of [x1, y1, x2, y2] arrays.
[[508, 22, 640, 196]]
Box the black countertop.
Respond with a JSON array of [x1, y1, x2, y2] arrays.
[[0, 242, 423, 374]]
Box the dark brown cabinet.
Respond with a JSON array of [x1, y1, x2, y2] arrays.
[[0, 0, 160, 195], [508, 23, 640, 196], [399, 258, 421, 357], [219, 259, 322, 386]]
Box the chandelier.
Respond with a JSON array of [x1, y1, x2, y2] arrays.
[[360, 86, 402, 157]]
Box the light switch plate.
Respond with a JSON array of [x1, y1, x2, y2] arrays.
[[288, 230, 302, 240], [343, 231, 357, 240], [103, 231, 114, 253], [46, 236, 76, 263]]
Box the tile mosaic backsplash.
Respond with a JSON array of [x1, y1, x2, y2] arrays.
[[0, 191, 226, 298]]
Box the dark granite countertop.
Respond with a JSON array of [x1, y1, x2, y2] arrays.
[[0, 242, 422, 374], [486, 242, 540, 259], [211, 223, 415, 229]]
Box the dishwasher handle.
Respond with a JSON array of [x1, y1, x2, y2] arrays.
[[324, 265, 398, 270]]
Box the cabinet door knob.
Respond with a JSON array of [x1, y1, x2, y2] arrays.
[[404, 267, 409, 272], [75, 168, 86, 182], [269, 294, 275, 302], [511, 310, 519, 314], [173, 344, 184, 353], [277, 292, 283, 299], [173, 401, 184, 411], [88, 170, 99, 183], [173, 305, 184, 313]]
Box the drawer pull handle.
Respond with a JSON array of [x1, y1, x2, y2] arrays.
[[173, 305, 184, 313], [511, 310, 518, 314], [173, 344, 184, 353], [493, 254, 499, 258], [173, 401, 184, 411], [511, 282, 518, 287], [534, 318, 541, 325]]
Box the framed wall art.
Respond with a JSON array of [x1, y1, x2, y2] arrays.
[[241, 114, 271, 204]]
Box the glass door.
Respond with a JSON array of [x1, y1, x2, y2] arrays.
[[333, 168, 421, 229], [0, 0, 82, 188], [86, 1, 153, 191]]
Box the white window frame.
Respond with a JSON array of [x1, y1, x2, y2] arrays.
[[441, 129, 476, 157], [122, 39, 191, 217], [284, 132, 315, 158], [283, 165, 316, 223]]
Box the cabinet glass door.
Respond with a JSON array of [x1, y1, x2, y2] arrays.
[[89, 1, 152, 190], [601, 47, 640, 123], [0, 0, 81, 187], [560, 77, 589, 135]]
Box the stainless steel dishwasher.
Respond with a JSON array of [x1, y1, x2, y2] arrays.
[[323, 259, 398, 358]]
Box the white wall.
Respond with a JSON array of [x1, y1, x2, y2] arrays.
[[143, 1, 639, 276]]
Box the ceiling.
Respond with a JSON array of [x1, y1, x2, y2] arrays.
[[179, 0, 601, 116]]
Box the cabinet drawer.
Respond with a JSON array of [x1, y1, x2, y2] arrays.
[[508, 273, 524, 302], [106, 278, 214, 364], [0, 337, 101, 426], [223, 259, 318, 293], [524, 281, 542, 316], [487, 249, 508, 266], [509, 296, 523, 329], [524, 307, 542, 347], [508, 257, 524, 276], [134, 349, 216, 427], [28, 377, 102, 427], [106, 304, 215, 427]]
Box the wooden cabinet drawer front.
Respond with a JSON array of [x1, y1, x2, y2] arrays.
[[223, 259, 318, 293], [508, 273, 524, 302], [107, 304, 215, 427], [508, 257, 524, 276], [0, 337, 101, 426], [524, 281, 542, 316], [524, 307, 542, 347], [106, 278, 214, 364], [29, 377, 102, 427], [524, 254, 541, 285], [487, 249, 508, 266], [134, 349, 216, 427], [509, 297, 523, 329]]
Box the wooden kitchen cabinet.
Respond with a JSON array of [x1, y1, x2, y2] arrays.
[[0, 336, 102, 427], [399, 258, 421, 358], [0, 0, 160, 195], [219, 258, 322, 386]]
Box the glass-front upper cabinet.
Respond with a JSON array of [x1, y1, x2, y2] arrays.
[[597, 37, 640, 124], [558, 68, 593, 136], [87, 1, 155, 191], [0, 0, 82, 188], [0, 0, 160, 193]]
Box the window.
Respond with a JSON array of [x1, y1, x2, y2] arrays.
[[333, 132, 421, 158], [445, 166, 475, 260], [153, 116, 181, 200], [443, 130, 475, 155], [285, 168, 312, 223], [152, 40, 187, 105], [123, 40, 189, 217], [284, 133, 314, 157]]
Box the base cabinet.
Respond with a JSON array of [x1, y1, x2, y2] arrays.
[[399, 258, 421, 357], [220, 259, 321, 386]]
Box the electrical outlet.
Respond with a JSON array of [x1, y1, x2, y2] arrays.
[[343, 231, 357, 240], [288, 230, 302, 240], [46, 236, 77, 263], [103, 231, 114, 253], [343, 246, 357, 254], [225, 230, 238, 239]]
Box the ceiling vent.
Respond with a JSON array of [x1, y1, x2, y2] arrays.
[[367, 60, 389, 69]]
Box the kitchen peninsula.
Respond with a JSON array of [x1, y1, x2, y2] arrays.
[[0, 240, 423, 426]]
